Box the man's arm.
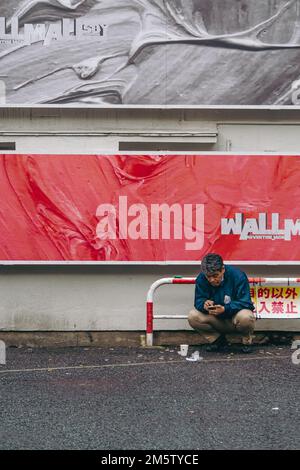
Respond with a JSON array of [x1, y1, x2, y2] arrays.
[[194, 276, 210, 313], [222, 274, 254, 319]]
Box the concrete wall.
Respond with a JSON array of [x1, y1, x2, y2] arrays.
[[1, 107, 300, 332]]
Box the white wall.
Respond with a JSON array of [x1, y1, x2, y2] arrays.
[[1, 107, 300, 331]]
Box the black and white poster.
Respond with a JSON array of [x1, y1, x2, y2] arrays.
[[1, 0, 300, 106]]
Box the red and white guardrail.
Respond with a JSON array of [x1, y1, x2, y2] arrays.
[[146, 277, 300, 347]]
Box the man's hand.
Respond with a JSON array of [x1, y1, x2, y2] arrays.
[[207, 305, 225, 316], [204, 300, 215, 310]]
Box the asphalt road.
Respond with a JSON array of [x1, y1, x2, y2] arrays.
[[0, 344, 299, 450]]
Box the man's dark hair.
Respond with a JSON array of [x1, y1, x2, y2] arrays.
[[201, 253, 224, 275]]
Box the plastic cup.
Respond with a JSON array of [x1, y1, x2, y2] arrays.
[[179, 344, 189, 356]]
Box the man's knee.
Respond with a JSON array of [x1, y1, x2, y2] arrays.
[[233, 309, 255, 332], [188, 309, 208, 328]]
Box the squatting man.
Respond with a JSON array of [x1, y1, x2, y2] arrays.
[[188, 253, 256, 353]]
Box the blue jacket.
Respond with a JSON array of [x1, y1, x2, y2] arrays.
[[194, 265, 255, 319]]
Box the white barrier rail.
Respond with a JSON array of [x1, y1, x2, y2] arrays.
[[146, 277, 300, 346]]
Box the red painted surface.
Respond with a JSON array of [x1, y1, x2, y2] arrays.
[[146, 302, 153, 333], [248, 278, 267, 283], [1, 153, 300, 262]]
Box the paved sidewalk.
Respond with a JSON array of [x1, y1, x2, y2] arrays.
[[0, 345, 299, 450]]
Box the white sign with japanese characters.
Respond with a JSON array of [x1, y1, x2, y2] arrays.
[[250, 286, 300, 319]]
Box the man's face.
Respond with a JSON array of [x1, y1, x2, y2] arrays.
[[205, 267, 225, 287]]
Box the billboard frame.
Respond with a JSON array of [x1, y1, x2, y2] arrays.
[[1, 105, 300, 110]]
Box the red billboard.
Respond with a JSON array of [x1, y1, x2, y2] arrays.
[[1, 153, 300, 263]]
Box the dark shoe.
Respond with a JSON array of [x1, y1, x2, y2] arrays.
[[240, 344, 253, 354], [205, 335, 228, 352]]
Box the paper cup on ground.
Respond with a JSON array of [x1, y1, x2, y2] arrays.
[[178, 344, 189, 356]]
